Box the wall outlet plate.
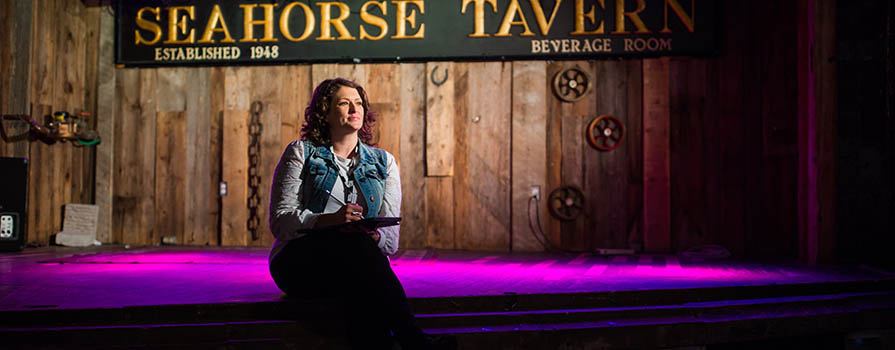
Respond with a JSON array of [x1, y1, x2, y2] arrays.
[[0, 214, 14, 239]]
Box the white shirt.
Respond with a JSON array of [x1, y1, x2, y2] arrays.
[[268, 140, 402, 263]]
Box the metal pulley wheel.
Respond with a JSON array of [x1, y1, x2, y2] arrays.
[[552, 66, 591, 102], [548, 186, 585, 221], [587, 114, 625, 151]]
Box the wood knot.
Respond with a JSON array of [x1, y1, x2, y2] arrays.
[[64, 82, 73, 93]]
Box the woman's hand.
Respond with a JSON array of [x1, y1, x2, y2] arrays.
[[315, 204, 380, 242], [315, 203, 364, 228]]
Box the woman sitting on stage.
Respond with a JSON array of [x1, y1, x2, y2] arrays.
[[267, 78, 455, 350]]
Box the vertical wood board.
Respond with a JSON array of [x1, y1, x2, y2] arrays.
[[367, 64, 401, 158], [588, 60, 638, 250], [94, 5, 116, 243], [251, 66, 284, 247], [425, 177, 454, 249], [280, 65, 310, 149], [425, 62, 455, 177], [642, 58, 671, 253], [221, 109, 249, 246], [511, 61, 548, 252], [185, 68, 212, 245], [208, 67, 226, 245], [155, 111, 186, 245], [113, 68, 157, 245], [398, 63, 427, 249]]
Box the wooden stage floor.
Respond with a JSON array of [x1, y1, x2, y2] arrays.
[[2, 246, 895, 349]]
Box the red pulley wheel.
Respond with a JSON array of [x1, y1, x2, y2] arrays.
[[587, 115, 625, 151]]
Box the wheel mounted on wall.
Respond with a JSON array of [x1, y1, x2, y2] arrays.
[[587, 115, 625, 151], [548, 186, 585, 221], [552, 66, 591, 102]]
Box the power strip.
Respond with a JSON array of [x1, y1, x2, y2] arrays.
[[0, 214, 15, 239]]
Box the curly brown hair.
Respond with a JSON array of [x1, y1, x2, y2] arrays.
[[301, 78, 376, 147]]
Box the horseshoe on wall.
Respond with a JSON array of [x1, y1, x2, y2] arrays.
[[430, 65, 449, 86]]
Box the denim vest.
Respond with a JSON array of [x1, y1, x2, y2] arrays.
[[300, 141, 390, 218]]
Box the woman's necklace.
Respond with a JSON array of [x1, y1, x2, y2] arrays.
[[333, 144, 359, 205]]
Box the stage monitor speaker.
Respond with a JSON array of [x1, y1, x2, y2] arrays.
[[0, 157, 28, 252]]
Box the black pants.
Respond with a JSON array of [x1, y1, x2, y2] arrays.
[[269, 231, 425, 349]]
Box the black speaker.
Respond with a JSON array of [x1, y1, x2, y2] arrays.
[[0, 157, 28, 251]]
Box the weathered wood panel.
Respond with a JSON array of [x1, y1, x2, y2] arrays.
[[27, 105, 53, 245], [311, 64, 367, 88], [28, 0, 59, 245], [425, 62, 455, 177], [511, 61, 548, 252], [450, 63, 469, 250], [251, 66, 284, 247], [220, 67, 251, 246], [669, 58, 723, 253], [455, 62, 512, 251], [425, 177, 454, 249], [544, 64, 565, 250], [548, 61, 596, 251], [221, 109, 249, 246], [31, 0, 57, 109], [398, 63, 427, 249], [208, 67, 226, 245], [113, 68, 157, 245], [424, 61, 456, 249], [184, 68, 212, 245], [280, 65, 310, 149], [624, 60, 644, 252], [154, 111, 186, 245], [10, 0, 810, 256], [589, 60, 642, 250], [55, 0, 87, 206], [154, 68, 187, 246], [92, 5, 115, 243], [367, 64, 401, 158], [642, 58, 670, 253], [0, 0, 33, 158]]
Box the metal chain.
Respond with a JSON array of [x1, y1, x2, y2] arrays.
[[247, 101, 263, 241]]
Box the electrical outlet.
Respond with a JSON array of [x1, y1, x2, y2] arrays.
[[531, 185, 541, 200], [0, 215, 13, 239]]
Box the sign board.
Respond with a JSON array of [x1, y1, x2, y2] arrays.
[[116, 0, 716, 66]]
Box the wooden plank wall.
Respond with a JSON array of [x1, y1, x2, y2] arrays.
[[0, 0, 808, 259], [0, 0, 95, 246]]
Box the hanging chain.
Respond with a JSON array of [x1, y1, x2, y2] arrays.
[[247, 101, 263, 241]]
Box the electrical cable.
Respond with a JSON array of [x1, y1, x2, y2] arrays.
[[527, 195, 593, 254]]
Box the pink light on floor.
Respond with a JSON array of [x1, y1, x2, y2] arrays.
[[390, 257, 805, 297]]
